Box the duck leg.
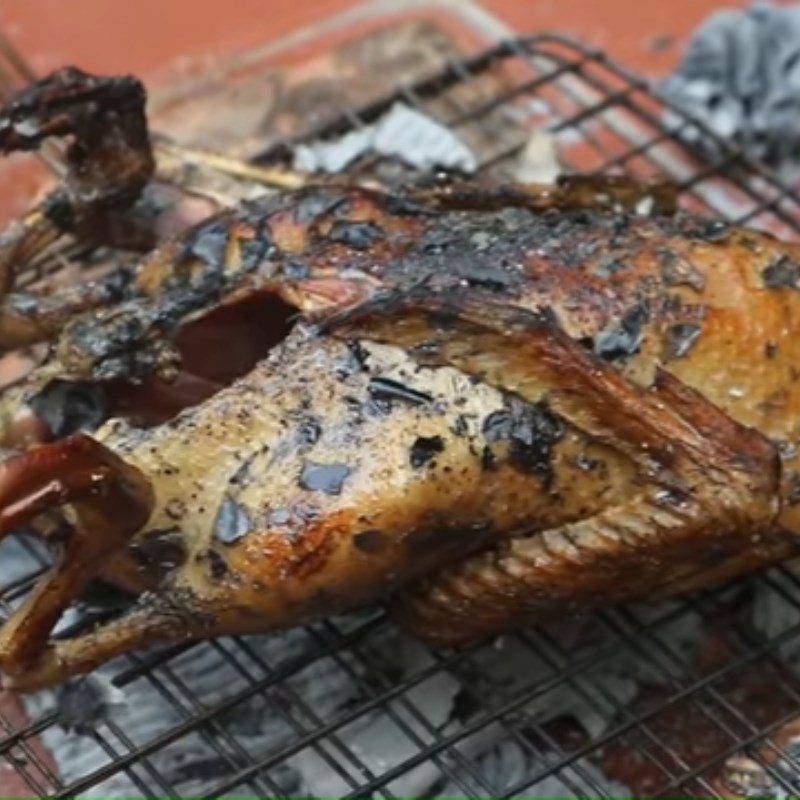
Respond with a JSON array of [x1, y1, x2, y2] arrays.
[[0, 435, 153, 689]]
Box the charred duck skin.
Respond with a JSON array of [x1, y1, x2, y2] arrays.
[[0, 70, 796, 690]]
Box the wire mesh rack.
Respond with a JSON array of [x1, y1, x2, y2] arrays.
[[3, 32, 800, 799]]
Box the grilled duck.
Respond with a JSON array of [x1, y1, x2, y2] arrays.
[[0, 69, 797, 692]]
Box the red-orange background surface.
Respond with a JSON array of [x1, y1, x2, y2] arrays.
[[0, 0, 755, 82]]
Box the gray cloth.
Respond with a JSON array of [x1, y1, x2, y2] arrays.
[[660, 2, 800, 162]]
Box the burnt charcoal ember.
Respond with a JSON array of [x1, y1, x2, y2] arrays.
[[55, 674, 127, 735]]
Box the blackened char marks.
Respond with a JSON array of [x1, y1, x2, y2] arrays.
[[368, 377, 432, 406], [410, 436, 445, 468], [184, 205, 275, 272], [762, 255, 800, 290], [451, 415, 469, 437], [664, 323, 702, 358], [380, 207, 545, 294], [482, 398, 563, 483], [179, 218, 229, 267], [28, 379, 107, 437], [159, 200, 279, 325], [196, 548, 229, 580], [657, 248, 706, 291], [129, 527, 186, 571], [296, 417, 321, 445], [353, 529, 387, 554], [676, 216, 730, 243], [239, 217, 275, 270], [328, 220, 383, 250], [594, 301, 649, 361], [293, 190, 346, 223]]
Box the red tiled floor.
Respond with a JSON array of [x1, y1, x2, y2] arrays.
[[0, 0, 756, 82], [481, 0, 752, 78], [0, 0, 363, 77]]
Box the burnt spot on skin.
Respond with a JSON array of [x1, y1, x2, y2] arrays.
[[293, 190, 345, 223], [765, 340, 778, 359], [179, 218, 229, 267], [165, 498, 187, 521], [593, 257, 627, 279], [328, 220, 383, 250], [129, 528, 186, 571], [575, 454, 599, 471], [679, 217, 730, 243], [594, 302, 649, 361], [380, 206, 537, 294], [483, 398, 563, 482], [664, 323, 702, 359], [297, 418, 321, 445], [299, 462, 351, 495], [28, 379, 107, 437], [346, 340, 370, 370], [658, 249, 706, 291], [98, 268, 134, 304], [335, 345, 369, 379], [353, 529, 387, 554], [480, 445, 497, 471], [196, 548, 229, 580], [284, 260, 311, 280], [762, 255, 800, 289], [229, 450, 261, 488], [213, 495, 254, 545], [451, 415, 469, 437], [405, 520, 492, 553], [239, 219, 275, 271], [410, 435, 445, 468], [368, 377, 433, 406], [41, 192, 75, 229]]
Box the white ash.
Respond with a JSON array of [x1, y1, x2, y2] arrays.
[[55, 675, 127, 735], [293, 102, 477, 174]]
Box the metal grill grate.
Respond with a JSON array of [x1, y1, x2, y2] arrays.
[[3, 33, 800, 799]]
